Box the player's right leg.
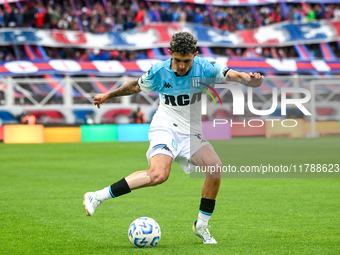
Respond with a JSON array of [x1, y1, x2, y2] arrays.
[[83, 154, 172, 216]]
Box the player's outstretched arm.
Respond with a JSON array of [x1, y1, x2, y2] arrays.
[[226, 70, 264, 88], [94, 78, 141, 108]]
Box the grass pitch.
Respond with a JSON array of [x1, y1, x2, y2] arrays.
[[0, 137, 339, 254]]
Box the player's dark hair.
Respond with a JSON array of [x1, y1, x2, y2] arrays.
[[170, 32, 197, 55]]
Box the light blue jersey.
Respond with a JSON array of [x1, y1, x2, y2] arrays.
[[138, 57, 229, 134]]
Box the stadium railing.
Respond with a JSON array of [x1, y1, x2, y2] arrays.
[[0, 75, 339, 138]]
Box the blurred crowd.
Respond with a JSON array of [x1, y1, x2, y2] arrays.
[[1, 1, 339, 32], [1, 0, 340, 61]]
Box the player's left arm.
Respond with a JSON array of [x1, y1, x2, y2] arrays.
[[226, 69, 264, 88]]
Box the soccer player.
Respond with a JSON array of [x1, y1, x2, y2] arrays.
[[84, 32, 264, 244]]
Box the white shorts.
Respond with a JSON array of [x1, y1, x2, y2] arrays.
[[146, 126, 211, 174]]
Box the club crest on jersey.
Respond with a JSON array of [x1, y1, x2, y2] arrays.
[[163, 82, 172, 89]]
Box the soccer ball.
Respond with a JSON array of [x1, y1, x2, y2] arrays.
[[128, 217, 161, 248]]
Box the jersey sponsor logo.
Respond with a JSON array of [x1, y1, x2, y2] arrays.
[[163, 82, 172, 88], [164, 92, 202, 106]]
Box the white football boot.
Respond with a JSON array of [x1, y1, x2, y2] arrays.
[[83, 192, 103, 216], [193, 221, 217, 244]]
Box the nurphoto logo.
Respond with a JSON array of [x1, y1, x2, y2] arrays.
[[192, 77, 312, 128]]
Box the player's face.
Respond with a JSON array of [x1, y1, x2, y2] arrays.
[[170, 51, 198, 76]]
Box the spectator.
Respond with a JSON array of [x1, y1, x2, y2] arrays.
[[124, 15, 136, 30], [89, 48, 110, 61], [48, 5, 61, 29], [277, 48, 287, 58], [185, 5, 195, 23], [160, 5, 172, 22], [269, 6, 283, 24], [216, 7, 228, 25], [148, 3, 160, 22], [22, 2, 37, 27], [0, 9, 4, 27], [263, 48, 273, 58], [85, 113, 94, 125], [4, 7, 21, 27], [334, 5, 340, 20], [131, 107, 146, 124], [21, 112, 36, 125], [324, 6, 333, 19], [57, 14, 69, 30], [314, 4, 324, 20], [35, 11, 45, 28], [236, 17, 245, 30], [194, 7, 204, 24], [171, 5, 182, 22], [307, 5, 315, 22], [135, 5, 146, 24], [289, 6, 302, 22], [0, 92, 5, 106]]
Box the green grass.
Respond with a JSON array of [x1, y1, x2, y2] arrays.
[[0, 137, 339, 254]]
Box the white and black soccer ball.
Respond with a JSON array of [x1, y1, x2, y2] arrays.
[[128, 217, 161, 248]]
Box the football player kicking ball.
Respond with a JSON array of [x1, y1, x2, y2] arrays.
[[84, 32, 264, 244]]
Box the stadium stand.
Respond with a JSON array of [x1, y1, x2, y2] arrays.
[[0, 0, 340, 128], [1, 1, 340, 61]]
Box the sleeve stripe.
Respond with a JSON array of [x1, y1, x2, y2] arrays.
[[222, 67, 231, 77]]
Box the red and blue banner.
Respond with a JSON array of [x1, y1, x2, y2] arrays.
[[0, 58, 339, 76], [1, 20, 340, 49]]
